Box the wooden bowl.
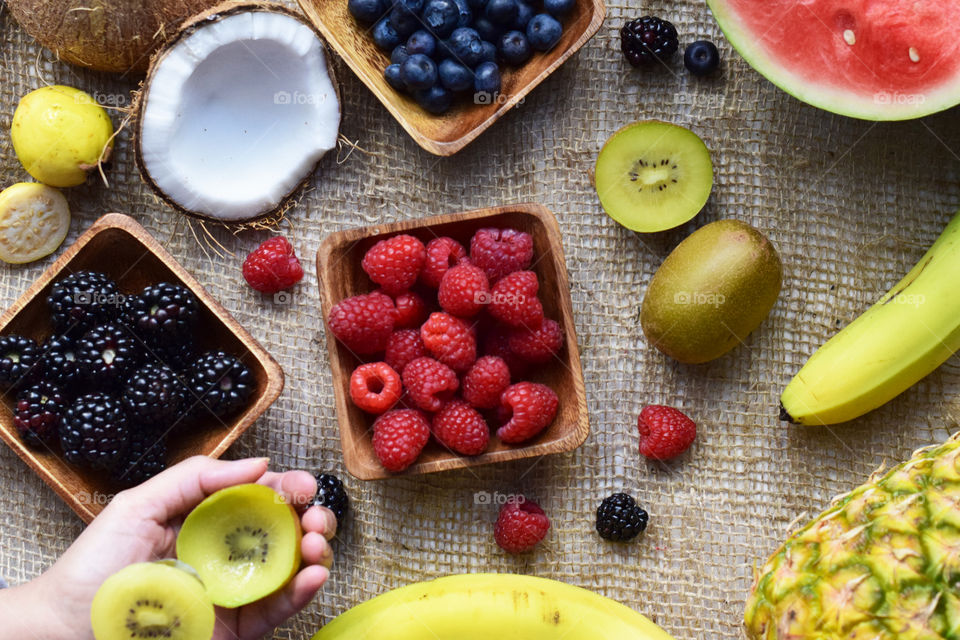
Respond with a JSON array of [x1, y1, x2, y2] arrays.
[[297, 0, 606, 156], [317, 203, 589, 480], [0, 214, 284, 522]]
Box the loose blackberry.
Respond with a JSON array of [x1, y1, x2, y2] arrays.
[[0, 335, 40, 392], [38, 334, 82, 390], [620, 16, 678, 66], [186, 352, 254, 419], [111, 429, 167, 487], [312, 473, 349, 527], [122, 283, 199, 346], [77, 323, 144, 389], [596, 493, 649, 541], [122, 362, 187, 429], [47, 271, 121, 335], [14, 382, 66, 448], [60, 393, 129, 469]]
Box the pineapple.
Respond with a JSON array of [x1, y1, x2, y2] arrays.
[[745, 434, 960, 640]]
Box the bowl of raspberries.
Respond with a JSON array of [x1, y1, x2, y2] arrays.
[[0, 214, 283, 522], [318, 203, 588, 479]]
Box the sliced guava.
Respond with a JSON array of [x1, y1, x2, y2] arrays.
[[0, 182, 71, 264]]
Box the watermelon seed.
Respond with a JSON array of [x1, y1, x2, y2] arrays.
[[842, 30, 856, 46], [909, 47, 920, 63]]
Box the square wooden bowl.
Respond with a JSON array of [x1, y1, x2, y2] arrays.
[[317, 203, 588, 479], [297, 0, 606, 155], [0, 213, 284, 523]]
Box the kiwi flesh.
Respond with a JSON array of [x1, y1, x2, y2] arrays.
[[175, 483, 302, 608], [90, 561, 215, 640], [594, 120, 713, 233]]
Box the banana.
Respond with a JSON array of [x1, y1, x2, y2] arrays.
[[310, 573, 676, 640], [781, 210, 960, 425]]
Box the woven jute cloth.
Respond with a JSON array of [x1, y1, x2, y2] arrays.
[[2, 1, 960, 638]]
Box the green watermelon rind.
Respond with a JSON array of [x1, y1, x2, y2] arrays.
[[705, 0, 960, 121]]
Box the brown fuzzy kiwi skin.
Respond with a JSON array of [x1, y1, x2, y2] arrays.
[[5, 0, 224, 74], [132, 1, 342, 228]]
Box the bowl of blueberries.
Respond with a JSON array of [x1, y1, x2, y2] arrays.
[[298, 0, 605, 155]]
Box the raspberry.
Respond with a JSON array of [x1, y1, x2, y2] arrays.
[[637, 405, 696, 460], [462, 356, 510, 409], [372, 409, 430, 472], [481, 326, 529, 377], [392, 290, 429, 328], [362, 234, 426, 295], [384, 329, 426, 374], [349, 362, 402, 414], [470, 228, 534, 282], [489, 271, 543, 328], [438, 262, 490, 318], [494, 498, 550, 553], [421, 237, 467, 288], [508, 318, 563, 364], [497, 382, 559, 444], [402, 357, 459, 412], [420, 312, 477, 372], [432, 400, 490, 455], [242, 237, 304, 294], [327, 292, 396, 354]]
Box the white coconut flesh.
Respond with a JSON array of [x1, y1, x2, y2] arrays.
[[139, 10, 340, 222]]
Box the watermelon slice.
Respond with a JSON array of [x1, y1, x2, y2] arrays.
[[706, 0, 960, 120]]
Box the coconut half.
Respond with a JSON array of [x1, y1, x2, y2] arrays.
[[135, 2, 340, 224]]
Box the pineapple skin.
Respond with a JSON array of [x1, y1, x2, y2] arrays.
[[745, 434, 960, 640]]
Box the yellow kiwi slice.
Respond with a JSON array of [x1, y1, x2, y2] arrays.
[[90, 561, 215, 640], [594, 121, 713, 233], [176, 483, 302, 608], [0, 182, 71, 264]]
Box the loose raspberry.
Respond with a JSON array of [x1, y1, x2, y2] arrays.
[[497, 382, 559, 444], [432, 400, 490, 455], [438, 262, 490, 318], [327, 292, 396, 354], [402, 357, 459, 412], [494, 498, 550, 553], [508, 318, 563, 364], [489, 271, 543, 328], [482, 326, 529, 377], [361, 234, 426, 295], [462, 356, 510, 409], [637, 405, 696, 460], [392, 290, 429, 328], [372, 409, 430, 472], [421, 237, 467, 288], [420, 312, 477, 372], [470, 227, 534, 282], [349, 362, 401, 414], [384, 329, 426, 374], [242, 237, 304, 294]]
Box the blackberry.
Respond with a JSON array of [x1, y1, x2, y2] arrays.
[[47, 271, 121, 335], [77, 323, 144, 389], [13, 382, 66, 448], [38, 334, 82, 390], [122, 362, 187, 429], [152, 334, 197, 371], [122, 282, 199, 346], [186, 352, 254, 419], [60, 393, 129, 469], [111, 429, 167, 487], [595, 493, 649, 541], [0, 335, 40, 392], [312, 473, 349, 527], [620, 16, 678, 66]]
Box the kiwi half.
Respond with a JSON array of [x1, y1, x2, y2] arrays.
[[90, 561, 215, 640], [176, 483, 302, 608], [595, 120, 713, 233]]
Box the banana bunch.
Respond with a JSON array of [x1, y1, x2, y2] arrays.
[[311, 573, 676, 640], [781, 210, 960, 425]]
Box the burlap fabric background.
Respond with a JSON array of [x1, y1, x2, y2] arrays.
[[3, 0, 960, 638]]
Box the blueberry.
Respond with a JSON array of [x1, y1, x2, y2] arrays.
[[389, 5, 420, 37], [542, 0, 574, 17], [384, 63, 407, 91], [436, 38, 453, 59], [446, 27, 484, 66], [485, 0, 518, 25], [684, 40, 720, 76], [408, 30, 438, 57], [466, 0, 487, 10], [479, 40, 498, 63], [473, 16, 502, 42], [526, 13, 562, 51], [453, 0, 473, 26], [400, 53, 439, 90], [372, 18, 403, 50], [421, 0, 460, 38], [438, 58, 473, 91], [391, 44, 411, 65], [473, 60, 501, 95], [512, 1, 534, 29], [348, 0, 386, 23], [415, 85, 453, 113], [498, 30, 531, 65]]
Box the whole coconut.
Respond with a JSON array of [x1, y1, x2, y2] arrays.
[[6, 0, 224, 73]]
